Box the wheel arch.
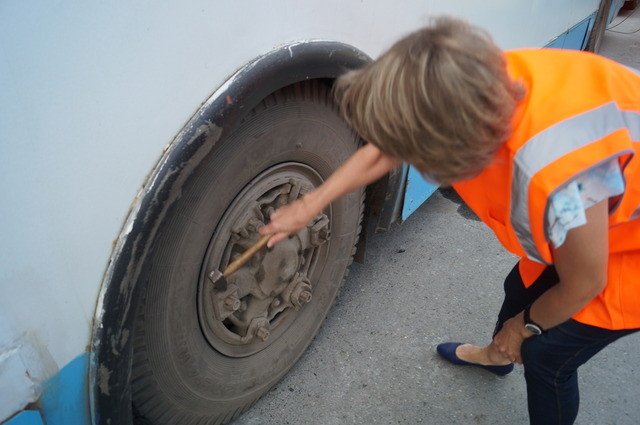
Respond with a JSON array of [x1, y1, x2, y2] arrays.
[[89, 40, 383, 425]]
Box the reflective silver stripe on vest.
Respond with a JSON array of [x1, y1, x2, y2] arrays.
[[511, 102, 640, 263]]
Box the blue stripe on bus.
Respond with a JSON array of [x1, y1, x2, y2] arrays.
[[402, 166, 439, 220], [39, 354, 91, 425], [4, 411, 44, 425], [546, 13, 596, 50]]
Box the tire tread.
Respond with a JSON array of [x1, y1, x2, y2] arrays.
[[131, 79, 365, 425]]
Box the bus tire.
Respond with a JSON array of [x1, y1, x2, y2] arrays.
[[130, 81, 364, 425]]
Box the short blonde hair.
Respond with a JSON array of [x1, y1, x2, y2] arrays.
[[334, 16, 523, 185]]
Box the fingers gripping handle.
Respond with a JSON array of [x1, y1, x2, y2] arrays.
[[223, 234, 271, 277]]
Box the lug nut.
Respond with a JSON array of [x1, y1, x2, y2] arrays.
[[256, 326, 270, 342], [299, 291, 312, 304], [271, 298, 281, 308], [248, 217, 263, 231], [224, 295, 241, 311], [319, 227, 330, 241]]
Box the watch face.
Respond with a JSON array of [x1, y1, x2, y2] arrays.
[[525, 323, 543, 335]]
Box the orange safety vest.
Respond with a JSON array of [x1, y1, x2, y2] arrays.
[[452, 49, 640, 330]]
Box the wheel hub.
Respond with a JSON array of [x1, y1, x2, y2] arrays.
[[197, 163, 330, 357]]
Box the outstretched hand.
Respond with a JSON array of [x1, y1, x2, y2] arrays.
[[259, 144, 401, 248], [259, 197, 319, 248]]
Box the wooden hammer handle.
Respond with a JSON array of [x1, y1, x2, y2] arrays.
[[223, 234, 271, 277]]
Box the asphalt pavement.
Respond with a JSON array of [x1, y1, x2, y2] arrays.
[[235, 9, 640, 425]]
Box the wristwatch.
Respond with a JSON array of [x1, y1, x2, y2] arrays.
[[523, 304, 544, 335]]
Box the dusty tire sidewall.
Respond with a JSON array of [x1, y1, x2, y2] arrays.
[[133, 87, 362, 419]]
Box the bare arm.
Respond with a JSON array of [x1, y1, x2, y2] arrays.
[[260, 143, 401, 247], [527, 200, 608, 328], [493, 200, 608, 363]]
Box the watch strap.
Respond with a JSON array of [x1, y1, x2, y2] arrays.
[[524, 304, 545, 333]]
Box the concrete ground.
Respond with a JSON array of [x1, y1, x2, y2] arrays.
[[235, 9, 640, 425]]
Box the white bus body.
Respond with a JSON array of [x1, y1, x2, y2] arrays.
[[0, 1, 603, 424]]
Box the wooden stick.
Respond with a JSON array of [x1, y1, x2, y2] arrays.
[[223, 234, 271, 277]]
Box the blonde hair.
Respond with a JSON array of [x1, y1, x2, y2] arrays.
[[334, 16, 523, 185]]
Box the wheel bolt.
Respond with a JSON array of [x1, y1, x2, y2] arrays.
[[271, 298, 281, 308], [299, 291, 312, 304], [256, 326, 270, 342], [224, 295, 241, 311], [319, 227, 330, 241], [248, 217, 263, 231]]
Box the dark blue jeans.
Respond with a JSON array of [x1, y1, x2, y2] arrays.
[[494, 264, 639, 425]]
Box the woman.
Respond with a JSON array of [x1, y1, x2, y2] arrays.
[[260, 16, 640, 424]]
